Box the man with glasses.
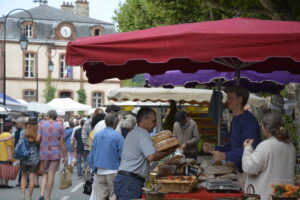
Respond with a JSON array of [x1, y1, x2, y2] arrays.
[[114, 107, 175, 200]]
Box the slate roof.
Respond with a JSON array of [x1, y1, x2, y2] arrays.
[[0, 4, 116, 40], [10, 4, 113, 25]]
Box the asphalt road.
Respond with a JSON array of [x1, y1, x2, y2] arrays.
[[0, 166, 90, 200]]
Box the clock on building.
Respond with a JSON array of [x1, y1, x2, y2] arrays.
[[60, 25, 72, 38]]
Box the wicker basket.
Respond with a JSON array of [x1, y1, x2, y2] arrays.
[[155, 176, 197, 193], [271, 195, 297, 200], [144, 192, 165, 200], [242, 184, 260, 200]]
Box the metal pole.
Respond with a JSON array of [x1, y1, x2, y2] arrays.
[[2, 9, 33, 106], [235, 68, 240, 86], [217, 79, 222, 145], [36, 67, 38, 101]]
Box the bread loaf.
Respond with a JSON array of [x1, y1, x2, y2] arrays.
[[152, 130, 172, 144], [154, 137, 179, 152]]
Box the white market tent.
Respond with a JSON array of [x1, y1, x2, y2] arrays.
[[47, 98, 91, 112], [17, 99, 28, 105], [0, 106, 11, 115], [26, 101, 56, 114], [0, 93, 27, 112], [108, 87, 267, 107]]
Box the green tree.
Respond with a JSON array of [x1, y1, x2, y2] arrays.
[[121, 74, 145, 87], [77, 89, 87, 104], [43, 77, 56, 103], [77, 89, 87, 116], [114, 0, 300, 32]]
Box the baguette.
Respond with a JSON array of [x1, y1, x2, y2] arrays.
[[154, 137, 179, 152], [152, 130, 172, 144]]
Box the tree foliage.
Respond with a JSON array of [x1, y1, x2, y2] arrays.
[[43, 77, 56, 103], [77, 89, 87, 104], [113, 0, 300, 32]]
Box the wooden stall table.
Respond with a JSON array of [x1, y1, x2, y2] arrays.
[[163, 189, 243, 200]]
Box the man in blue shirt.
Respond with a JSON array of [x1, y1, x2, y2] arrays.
[[90, 112, 124, 200], [203, 86, 261, 187]]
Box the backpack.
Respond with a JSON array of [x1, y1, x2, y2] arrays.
[[13, 137, 30, 160]]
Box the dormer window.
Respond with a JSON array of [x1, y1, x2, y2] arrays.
[[91, 26, 104, 36], [22, 21, 35, 38], [94, 29, 101, 36], [25, 24, 32, 37]]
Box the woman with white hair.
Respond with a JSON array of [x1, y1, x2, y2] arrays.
[[119, 114, 136, 138]]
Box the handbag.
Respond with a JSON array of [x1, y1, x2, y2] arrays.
[[83, 170, 93, 195], [13, 138, 30, 160], [242, 184, 261, 200], [0, 164, 19, 180], [59, 167, 72, 189]]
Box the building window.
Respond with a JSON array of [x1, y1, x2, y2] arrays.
[[60, 55, 72, 79], [24, 53, 35, 78], [60, 91, 72, 98], [91, 26, 103, 36], [25, 24, 33, 38], [92, 92, 103, 108], [22, 22, 34, 38], [24, 90, 36, 102], [94, 29, 101, 36]]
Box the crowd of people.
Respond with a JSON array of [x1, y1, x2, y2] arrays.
[[0, 86, 297, 200]]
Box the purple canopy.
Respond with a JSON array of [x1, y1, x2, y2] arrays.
[[145, 70, 300, 93]]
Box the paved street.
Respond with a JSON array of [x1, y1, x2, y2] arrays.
[[0, 166, 90, 200]]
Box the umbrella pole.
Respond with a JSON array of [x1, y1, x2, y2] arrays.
[[217, 79, 222, 146], [235, 68, 241, 86]]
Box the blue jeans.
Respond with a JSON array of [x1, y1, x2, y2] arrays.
[[113, 173, 144, 200], [76, 152, 83, 177]]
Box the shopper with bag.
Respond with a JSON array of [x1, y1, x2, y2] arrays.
[[0, 123, 15, 188], [36, 110, 68, 200], [18, 117, 40, 200]]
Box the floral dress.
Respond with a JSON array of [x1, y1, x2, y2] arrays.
[[38, 120, 64, 161]]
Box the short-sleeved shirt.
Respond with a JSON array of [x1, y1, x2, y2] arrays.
[[74, 128, 84, 153], [118, 126, 156, 178], [0, 132, 14, 161], [38, 120, 64, 160]]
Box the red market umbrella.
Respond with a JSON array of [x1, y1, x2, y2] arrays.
[[66, 17, 300, 84]]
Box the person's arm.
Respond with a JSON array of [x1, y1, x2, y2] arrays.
[[60, 127, 68, 165], [7, 145, 13, 162], [118, 135, 124, 159], [224, 117, 260, 164], [147, 148, 176, 162], [185, 122, 200, 147], [36, 123, 42, 143], [0, 135, 14, 142], [72, 134, 76, 150], [242, 139, 266, 175]]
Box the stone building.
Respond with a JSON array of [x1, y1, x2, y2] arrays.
[[0, 0, 121, 107]]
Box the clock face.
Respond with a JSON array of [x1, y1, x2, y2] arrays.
[[60, 26, 72, 38]]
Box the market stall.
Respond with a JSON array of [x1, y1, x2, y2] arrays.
[[66, 17, 300, 200]]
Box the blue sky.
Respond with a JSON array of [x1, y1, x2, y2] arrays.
[[0, 0, 125, 23]]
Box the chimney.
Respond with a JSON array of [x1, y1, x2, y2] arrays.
[[75, 0, 89, 17], [61, 1, 74, 13]]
